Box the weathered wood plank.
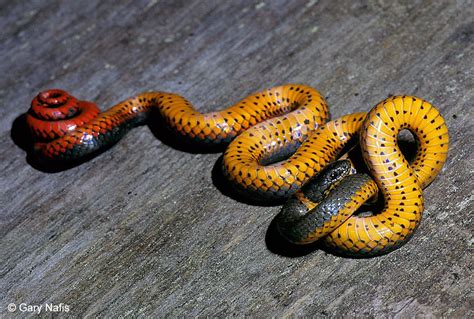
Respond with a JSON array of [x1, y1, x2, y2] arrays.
[[1, 0, 472, 317]]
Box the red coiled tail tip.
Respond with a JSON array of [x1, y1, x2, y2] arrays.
[[30, 89, 80, 121], [37, 89, 71, 106], [26, 89, 100, 141]]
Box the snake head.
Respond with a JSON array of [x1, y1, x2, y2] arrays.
[[276, 160, 358, 243], [300, 159, 354, 202]]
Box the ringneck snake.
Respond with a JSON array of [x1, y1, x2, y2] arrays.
[[25, 84, 449, 256]]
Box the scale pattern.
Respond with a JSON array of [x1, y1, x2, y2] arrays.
[[223, 112, 366, 198]]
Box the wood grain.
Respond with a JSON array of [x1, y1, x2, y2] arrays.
[[1, 0, 472, 317]]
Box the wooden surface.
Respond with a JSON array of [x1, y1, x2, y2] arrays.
[[1, 0, 473, 317]]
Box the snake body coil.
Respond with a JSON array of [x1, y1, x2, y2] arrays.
[[25, 85, 449, 256], [274, 96, 449, 255]]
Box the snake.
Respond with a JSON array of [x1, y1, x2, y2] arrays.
[[25, 85, 449, 256]]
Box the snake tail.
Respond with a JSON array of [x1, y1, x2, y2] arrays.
[[26, 85, 329, 163]]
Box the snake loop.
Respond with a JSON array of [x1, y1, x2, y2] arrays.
[[274, 96, 449, 256]]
